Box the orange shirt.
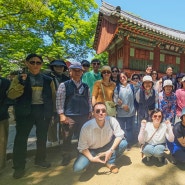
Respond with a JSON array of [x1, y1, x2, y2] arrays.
[[92, 80, 116, 103]]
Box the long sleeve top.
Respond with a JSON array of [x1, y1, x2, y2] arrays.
[[113, 83, 135, 117], [138, 121, 174, 145], [77, 116, 124, 153], [56, 79, 92, 114], [158, 91, 176, 121], [176, 88, 185, 117]]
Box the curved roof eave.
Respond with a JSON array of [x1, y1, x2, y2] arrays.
[[100, 2, 185, 42]]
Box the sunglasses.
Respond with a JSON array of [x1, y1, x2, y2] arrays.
[[112, 70, 118, 73], [95, 108, 106, 114], [153, 115, 162, 119], [83, 64, 90, 67], [133, 77, 139, 80], [29, 61, 42, 65], [102, 71, 111, 74], [92, 62, 100, 66]]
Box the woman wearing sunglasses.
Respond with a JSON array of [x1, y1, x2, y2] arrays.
[[110, 66, 119, 85], [138, 109, 174, 164], [92, 66, 116, 108]]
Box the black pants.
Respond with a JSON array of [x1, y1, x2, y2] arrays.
[[13, 105, 50, 170], [61, 115, 88, 152]]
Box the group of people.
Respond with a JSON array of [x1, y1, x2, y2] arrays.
[[1, 54, 185, 179]]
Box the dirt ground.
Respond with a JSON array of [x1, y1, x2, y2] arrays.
[[1, 143, 185, 185], [3, 108, 185, 185]]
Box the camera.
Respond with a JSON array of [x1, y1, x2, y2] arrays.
[[19, 67, 28, 74]]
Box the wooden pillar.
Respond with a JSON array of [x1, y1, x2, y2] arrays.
[[123, 36, 130, 69], [180, 53, 185, 73], [153, 45, 160, 71]]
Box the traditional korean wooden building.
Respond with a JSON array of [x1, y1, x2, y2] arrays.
[[93, 2, 185, 75]]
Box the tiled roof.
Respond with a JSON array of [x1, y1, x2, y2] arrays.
[[100, 2, 185, 42]]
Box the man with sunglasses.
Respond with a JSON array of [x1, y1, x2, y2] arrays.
[[56, 62, 92, 166], [73, 102, 128, 174], [82, 59, 102, 96], [7, 54, 56, 179]]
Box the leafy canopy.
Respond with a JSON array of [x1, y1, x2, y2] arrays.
[[0, 0, 98, 76]]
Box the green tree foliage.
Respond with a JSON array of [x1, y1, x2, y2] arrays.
[[93, 52, 108, 66], [0, 0, 98, 76]]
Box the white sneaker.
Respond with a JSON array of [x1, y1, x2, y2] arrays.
[[47, 142, 52, 147], [52, 141, 59, 146], [59, 140, 63, 144]]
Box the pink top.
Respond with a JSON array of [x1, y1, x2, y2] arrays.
[[176, 89, 185, 117]]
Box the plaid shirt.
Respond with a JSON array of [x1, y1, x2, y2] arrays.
[[56, 79, 92, 114]]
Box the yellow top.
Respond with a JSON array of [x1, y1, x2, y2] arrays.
[[92, 80, 116, 103]]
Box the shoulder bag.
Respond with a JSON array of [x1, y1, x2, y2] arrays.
[[101, 83, 117, 117]]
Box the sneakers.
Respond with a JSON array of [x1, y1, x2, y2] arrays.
[[47, 141, 59, 147], [52, 141, 59, 146], [141, 156, 151, 163], [61, 154, 71, 166], [158, 157, 168, 164], [126, 144, 131, 151], [106, 163, 119, 174], [13, 169, 25, 179], [35, 161, 51, 168]]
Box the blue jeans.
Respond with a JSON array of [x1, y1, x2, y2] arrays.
[[73, 139, 128, 173], [142, 144, 165, 158], [117, 116, 135, 145]]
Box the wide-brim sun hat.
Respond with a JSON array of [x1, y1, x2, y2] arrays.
[[181, 76, 185, 83], [163, 79, 174, 88], [142, 75, 154, 85], [50, 60, 68, 71], [101, 66, 111, 73]]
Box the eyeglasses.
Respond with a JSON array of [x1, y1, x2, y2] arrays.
[[102, 71, 111, 74], [133, 77, 139, 80], [29, 61, 42, 65], [92, 62, 100, 66], [112, 70, 118, 73], [153, 115, 162, 119], [83, 64, 90, 67], [95, 108, 106, 114]]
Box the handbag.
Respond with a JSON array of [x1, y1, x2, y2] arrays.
[[101, 83, 117, 117]]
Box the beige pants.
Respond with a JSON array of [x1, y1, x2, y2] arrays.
[[0, 119, 9, 170]]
